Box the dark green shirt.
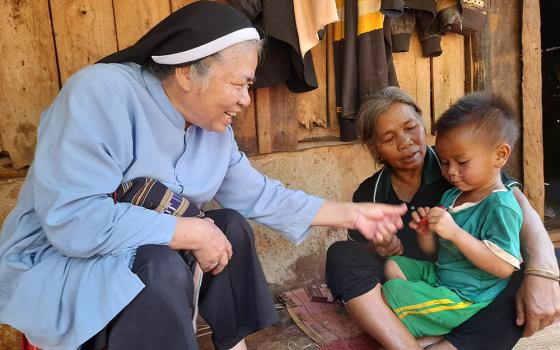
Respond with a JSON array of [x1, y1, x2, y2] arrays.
[[437, 187, 522, 302]]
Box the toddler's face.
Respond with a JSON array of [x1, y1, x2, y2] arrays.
[[435, 126, 500, 192]]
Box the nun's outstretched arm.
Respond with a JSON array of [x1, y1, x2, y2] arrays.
[[311, 201, 407, 242]]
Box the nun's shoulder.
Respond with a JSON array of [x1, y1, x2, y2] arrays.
[[64, 63, 143, 91]]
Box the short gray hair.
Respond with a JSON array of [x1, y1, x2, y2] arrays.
[[144, 39, 264, 87], [357, 86, 424, 153]]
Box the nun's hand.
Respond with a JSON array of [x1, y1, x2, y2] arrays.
[[170, 217, 233, 275], [352, 203, 407, 244]]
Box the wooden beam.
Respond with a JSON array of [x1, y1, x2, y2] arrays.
[[522, 0, 544, 217]]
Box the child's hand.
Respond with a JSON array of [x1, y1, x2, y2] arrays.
[[409, 206, 431, 235], [426, 206, 460, 240]]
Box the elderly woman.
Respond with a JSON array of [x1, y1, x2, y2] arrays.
[[326, 87, 560, 350], [0, 3, 407, 350]]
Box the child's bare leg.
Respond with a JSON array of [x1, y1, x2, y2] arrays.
[[417, 336, 443, 348], [384, 259, 407, 280], [425, 339, 458, 350]]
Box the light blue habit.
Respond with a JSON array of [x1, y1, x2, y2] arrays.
[[0, 63, 324, 349]]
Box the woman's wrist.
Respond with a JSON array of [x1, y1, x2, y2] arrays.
[[524, 267, 560, 282], [525, 254, 560, 275]]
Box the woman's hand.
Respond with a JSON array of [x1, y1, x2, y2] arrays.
[[515, 274, 560, 337], [370, 234, 403, 257], [170, 217, 233, 275]]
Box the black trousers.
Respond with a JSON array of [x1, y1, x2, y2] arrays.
[[326, 241, 560, 350], [82, 209, 278, 350]]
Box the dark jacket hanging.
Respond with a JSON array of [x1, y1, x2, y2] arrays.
[[228, 0, 320, 92], [381, 0, 442, 57], [334, 0, 399, 141]]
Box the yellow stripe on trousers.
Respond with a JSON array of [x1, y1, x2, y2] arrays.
[[397, 302, 473, 320], [393, 298, 457, 314]]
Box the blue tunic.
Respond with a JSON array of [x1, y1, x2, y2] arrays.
[[0, 63, 324, 349]]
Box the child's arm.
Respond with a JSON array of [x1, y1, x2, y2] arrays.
[[409, 207, 438, 257], [427, 207, 515, 278]]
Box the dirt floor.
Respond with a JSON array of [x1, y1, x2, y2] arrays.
[[197, 308, 316, 350]]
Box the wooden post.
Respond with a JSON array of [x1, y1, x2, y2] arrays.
[[521, 0, 544, 217]]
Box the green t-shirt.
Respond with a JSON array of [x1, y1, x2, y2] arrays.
[[436, 187, 522, 302]]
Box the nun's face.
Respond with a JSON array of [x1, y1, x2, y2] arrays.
[[182, 46, 258, 133]]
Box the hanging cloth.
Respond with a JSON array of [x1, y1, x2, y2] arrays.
[[229, 0, 337, 92], [334, 0, 399, 141]]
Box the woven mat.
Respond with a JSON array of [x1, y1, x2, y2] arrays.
[[279, 287, 380, 349], [513, 323, 560, 350]]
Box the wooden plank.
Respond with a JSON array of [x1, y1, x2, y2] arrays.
[[393, 30, 432, 143], [431, 33, 465, 125], [171, 0, 225, 11], [326, 24, 339, 132], [522, 0, 544, 217], [487, 2, 523, 179], [468, 31, 492, 92], [297, 35, 328, 136], [298, 25, 339, 142], [255, 85, 299, 153], [0, 0, 59, 169], [113, 0, 171, 50], [50, 0, 117, 84], [255, 88, 273, 153], [232, 90, 258, 155], [170, 0, 198, 11]]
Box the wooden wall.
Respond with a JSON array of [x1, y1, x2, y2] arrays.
[[0, 0, 465, 176]]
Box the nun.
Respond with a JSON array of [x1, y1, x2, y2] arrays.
[[0, 2, 406, 349]]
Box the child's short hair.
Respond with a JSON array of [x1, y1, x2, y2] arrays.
[[434, 92, 519, 148]]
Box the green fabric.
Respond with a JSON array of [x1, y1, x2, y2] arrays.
[[437, 188, 522, 302], [383, 256, 490, 338]]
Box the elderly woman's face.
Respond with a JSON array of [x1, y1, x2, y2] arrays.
[[184, 46, 258, 132], [372, 103, 426, 171]]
